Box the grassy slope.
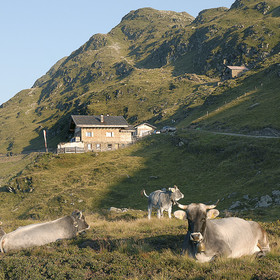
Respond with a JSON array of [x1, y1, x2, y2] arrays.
[[177, 55, 280, 132], [0, 132, 280, 279], [2, 132, 280, 222]]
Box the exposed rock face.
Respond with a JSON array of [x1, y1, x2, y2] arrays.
[[121, 8, 194, 25], [114, 61, 134, 77], [255, 195, 273, 208], [7, 177, 34, 193], [255, 2, 271, 14], [230, 0, 247, 10], [229, 201, 242, 210], [226, 190, 280, 211], [109, 207, 129, 213]]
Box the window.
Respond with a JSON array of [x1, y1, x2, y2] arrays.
[[86, 131, 93, 137], [96, 143, 101, 150], [107, 144, 112, 150], [87, 144, 92, 150], [106, 132, 114, 137]]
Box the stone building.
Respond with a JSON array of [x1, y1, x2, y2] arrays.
[[223, 65, 249, 79], [57, 115, 157, 153], [134, 123, 157, 138], [58, 115, 135, 153]]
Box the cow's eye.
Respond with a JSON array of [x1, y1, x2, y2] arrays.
[[188, 220, 194, 226], [201, 218, 206, 223]]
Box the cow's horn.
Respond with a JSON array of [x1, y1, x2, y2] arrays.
[[206, 199, 220, 210], [78, 211, 83, 219], [177, 203, 189, 210]]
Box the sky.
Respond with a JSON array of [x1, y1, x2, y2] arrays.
[[0, 0, 234, 105]]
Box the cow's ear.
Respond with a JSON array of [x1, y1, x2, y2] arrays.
[[169, 187, 175, 193], [174, 210, 187, 220], [207, 209, 219, 219]]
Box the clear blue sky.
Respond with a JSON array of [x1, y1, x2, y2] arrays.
[[0, 0, 234, 105]]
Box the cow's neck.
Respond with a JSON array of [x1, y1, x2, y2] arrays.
[[169, 192, 176, 203], [197, 220, 217, 252], [70, 216, 79, 233]]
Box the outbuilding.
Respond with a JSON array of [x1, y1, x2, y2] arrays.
[[224, 65, 249, 79], [134, 123, 157, 138]]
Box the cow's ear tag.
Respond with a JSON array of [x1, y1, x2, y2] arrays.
[[174, 210, 187, 220], [169, 188, 175, 193], [207, 209, 219, 219]]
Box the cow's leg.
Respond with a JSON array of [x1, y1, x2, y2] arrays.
[[168, 207, 172, 219], [157, 209, 161, 219], [160, 208, 164, 218], [259, 234, 270, 255], [216, 240, 232, 258], [249, 221, 270, 256], [257, 232, 270, 257], [256, 236, 270, 257], [148, 205, 152, 220]]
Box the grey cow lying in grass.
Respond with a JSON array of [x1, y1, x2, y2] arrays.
[[174, 202, 270, 262], [0, 210, 89, 253]]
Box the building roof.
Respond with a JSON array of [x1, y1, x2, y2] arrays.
[[120, 125, 136, 132], [226, 66, 249, 71], [71, 115, 129, 128], [135, 122, 157, 130]]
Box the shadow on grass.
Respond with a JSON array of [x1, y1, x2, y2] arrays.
[[77, 234, 185, 255]]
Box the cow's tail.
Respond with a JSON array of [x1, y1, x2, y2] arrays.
[[141, 189, 149, 198]]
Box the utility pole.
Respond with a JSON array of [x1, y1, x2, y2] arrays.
[[43, 130, 48, 153]]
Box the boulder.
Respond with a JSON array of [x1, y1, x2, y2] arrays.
[[229, 201, 241, 210], [255, 195, 272, 208]]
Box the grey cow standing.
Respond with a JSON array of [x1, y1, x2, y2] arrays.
[[0, 210, 89, 253], [142, 185, 184, 219]]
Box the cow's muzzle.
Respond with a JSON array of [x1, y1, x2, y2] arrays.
[[190, 233, 205, 253], [190, 232, 203, 242]]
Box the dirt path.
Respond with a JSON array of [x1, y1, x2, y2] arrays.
[[205, 131, 280, 139]]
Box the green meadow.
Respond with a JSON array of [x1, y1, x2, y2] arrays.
[[0, 131, 279, 279]]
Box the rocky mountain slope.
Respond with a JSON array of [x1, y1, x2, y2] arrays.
[[0, 0, 279, 153]]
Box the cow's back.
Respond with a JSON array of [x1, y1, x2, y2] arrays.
[[149, 190, 170, 208], [209, 217, 261, 258], [1, 216, 75, 252]]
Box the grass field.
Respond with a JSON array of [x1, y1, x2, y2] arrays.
[[0, 212, 279, 279], [0, 131, 279, 279]]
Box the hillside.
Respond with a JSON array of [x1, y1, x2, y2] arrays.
[[0, 0, 279, 154], [1, 131, 280, 221], [0, 131, 280, 278]]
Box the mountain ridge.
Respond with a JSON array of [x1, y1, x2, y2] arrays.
[[0, 0, 279, 153]]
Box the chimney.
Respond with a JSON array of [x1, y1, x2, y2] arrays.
[[100, 114, 104, 123]]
